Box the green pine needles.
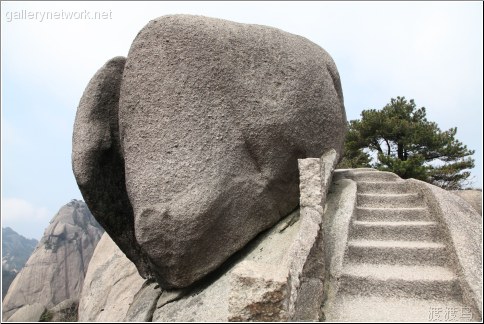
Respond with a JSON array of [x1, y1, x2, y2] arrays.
[[340, 96, 475, 189]]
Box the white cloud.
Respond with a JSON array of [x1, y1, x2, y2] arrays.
[[1, 198, 51, 240], [2, 198, 50, 221]]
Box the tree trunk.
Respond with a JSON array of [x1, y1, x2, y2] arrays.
[[398, 143, 405, 160]]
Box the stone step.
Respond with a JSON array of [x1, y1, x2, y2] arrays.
[[356, 207, 432, 221], [338, 263, 461, 300], [357, 193, 425, 208], [346, 240, 449, 266], [324, 295, 475, 322], [352, 220, 443, 241], [357, 181, 412, 194], [349, 171, 401, 182]]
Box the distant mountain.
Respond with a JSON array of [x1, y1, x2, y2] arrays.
[[2, 199, 104, 320], [2, 227, 38, 299]]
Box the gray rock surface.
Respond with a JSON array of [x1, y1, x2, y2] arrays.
[[152, 210, 301, 322], [72, 56, 153, 279], [323, 169, 482, 322], [286, 150, 337, 319], [452, 190, 482, 216], [79, 209, 308, 322], [47, 298, 79, 322], [78, 233, 145, 322], [418, 181, 482, 318], [2, 200, 103, 320], [124, 282, 162, 322], [73, 14, 346, 289], [6, 303, 45, 322], [77, 153, 337, 322], [153, 151, 338, 321], [2, 227, 38, 299]]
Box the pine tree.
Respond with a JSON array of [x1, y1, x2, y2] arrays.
[[340, 97, 475, 189]]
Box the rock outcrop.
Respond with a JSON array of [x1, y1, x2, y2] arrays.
[[78, 233, 145, 322], [45, 298, 79, 322], [2, 227, 38, 299], [72, 14, 346, 289], [2, 200, 103, 320], [322, 169, 482, 322], [452, 190, 482, 216], [4, 303, 45, 322], [78, 166, 482, 322], [77, 152, 338, 321]]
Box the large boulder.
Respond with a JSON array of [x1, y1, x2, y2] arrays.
[[72, 14, 346, 288], [2, 200, 103, 320], [77, 153, 338, 322]]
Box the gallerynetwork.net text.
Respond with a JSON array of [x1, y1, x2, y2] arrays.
[[5, 10, 112, 23]]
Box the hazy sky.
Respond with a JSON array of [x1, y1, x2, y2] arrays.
[[1, 1, 482, 240]]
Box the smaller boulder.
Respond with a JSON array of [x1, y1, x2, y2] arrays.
[[6, 303, 45, 322]]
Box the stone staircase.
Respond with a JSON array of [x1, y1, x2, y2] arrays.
[[324, 171, 476, 322]]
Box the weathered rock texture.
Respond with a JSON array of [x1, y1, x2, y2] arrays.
[[78, 151, 338, 322], [322, 169, 482, 322], [2, 200, 103, 320], [452, 190, 482, 216], [72, 14, 346, 288], [5, 303, 45, 322], [420, 182, 482, 318], [46, 298, 79, 322], [78, 233, 145, 322], [158, 151, 338, 321], [2, 227, 38, 299], [71, 56, 153, 279], [124, 282, 162, 322]]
